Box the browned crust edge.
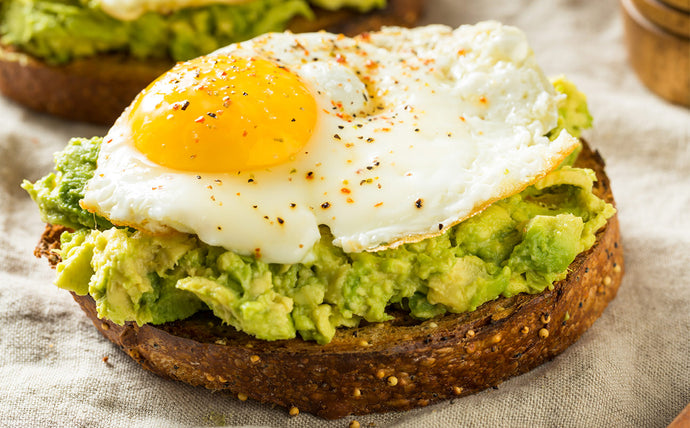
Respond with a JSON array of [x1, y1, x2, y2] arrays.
[[0, 0, 424, 124], [36, 141, 623, 419]]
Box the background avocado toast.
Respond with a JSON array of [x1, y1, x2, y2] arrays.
[[0, 0, 423, 124]]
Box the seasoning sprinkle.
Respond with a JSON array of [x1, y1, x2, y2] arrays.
[[415, 198, 423, 208]]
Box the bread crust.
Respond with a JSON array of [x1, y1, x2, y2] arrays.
[[35, 141, 623, 419], [0, 0, 424, 124]]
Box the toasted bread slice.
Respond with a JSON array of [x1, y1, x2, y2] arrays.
[[0, 0, 423, 124], [34, 141, 623, 419]]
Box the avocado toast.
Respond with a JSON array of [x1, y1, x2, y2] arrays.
[[23, 23, 623, 418]]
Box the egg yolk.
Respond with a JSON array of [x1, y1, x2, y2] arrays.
[[128, 55, 317, 172]]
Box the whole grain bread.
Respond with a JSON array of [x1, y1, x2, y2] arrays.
[[0, 0, 424, 124], [35, 141, 623, 419]]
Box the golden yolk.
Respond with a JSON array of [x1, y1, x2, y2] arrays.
[[128, 55, 317, 172]]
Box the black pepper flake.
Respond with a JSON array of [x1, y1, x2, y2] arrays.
[[438, 223, 443, 230], [290, 203, 296, 208], [196, 175, 202, 179], [321, 202, 331, 209], [338, 125, 344, 129], [242, 92, 248, 96], [291, 118, 296, 122], [415, 199, 423, 208], [248, 178, 254, 183], [217, 226, 222, 230], [277, 217, 285, 225], [207, 112, 217, 118], [180, 100, 190, 111], [366, 138, 374, 143], [334, 134, 341, 140], [414, 128, 420, 132], [252, 205, 258, 209], [306, 171, 314, 179]]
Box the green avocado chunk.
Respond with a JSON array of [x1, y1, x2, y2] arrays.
[[0, 0, 385, 64], [23, 79, 612, 344]]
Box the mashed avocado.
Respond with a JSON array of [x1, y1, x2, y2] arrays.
[[22, 78, 612, 344], [0, 0, 384, 64]]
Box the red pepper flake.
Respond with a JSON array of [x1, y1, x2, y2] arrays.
[[346, 198, 354, 203], [254, 248, 262, 259], [374, 202, 383, 207], [458, 49, 467, 56], [479, 96, 487, 104], [194, 116, 205, 123], [335, 53, 347, 64], [341, 188, 351, 194]]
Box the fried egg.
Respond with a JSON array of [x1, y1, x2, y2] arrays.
[[81, 22, 580, 264]]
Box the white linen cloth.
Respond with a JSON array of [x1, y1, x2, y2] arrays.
[[1, 1, 689, 426]]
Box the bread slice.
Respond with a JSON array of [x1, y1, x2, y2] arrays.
[[0, 0, 423, 124], [34, 141, 623, 419]]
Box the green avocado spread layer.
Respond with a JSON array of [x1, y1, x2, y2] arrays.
[[22, 79, 612, 344], [0, 0, 384, 64]]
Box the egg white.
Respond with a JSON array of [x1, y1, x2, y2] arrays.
[[81, 22, 579, 264]]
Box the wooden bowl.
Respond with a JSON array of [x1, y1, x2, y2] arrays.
[[621, 0, 690, 107]]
